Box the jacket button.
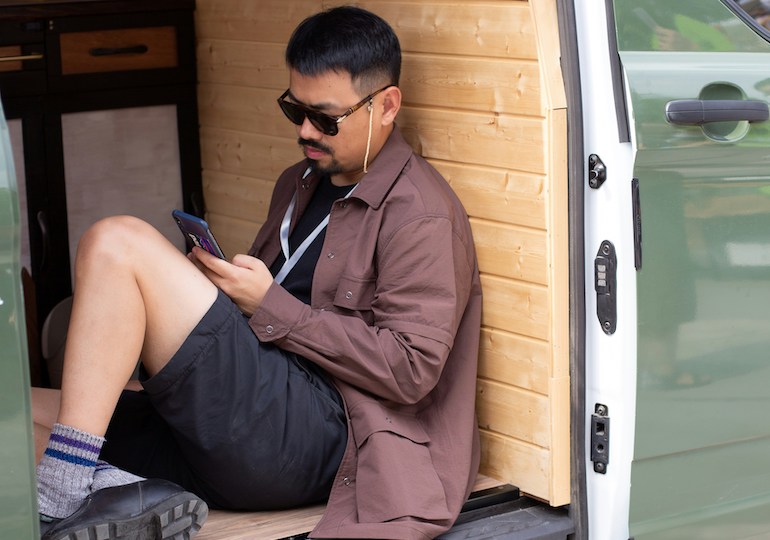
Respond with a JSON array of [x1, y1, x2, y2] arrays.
[[327, 252, 335, 259], [345, 291, 353, 299], [265, 325, 274, 334], [343, 477, 351, 486]]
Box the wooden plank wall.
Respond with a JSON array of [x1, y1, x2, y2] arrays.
[[195, 0, 570, 506]]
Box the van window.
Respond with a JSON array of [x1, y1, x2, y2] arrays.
[[616, 0, 770, 51], [724, 0, 770, 40]]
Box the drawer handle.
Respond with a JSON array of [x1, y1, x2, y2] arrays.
[[0, 53, 44, 63], [89, 45, 149, 57]]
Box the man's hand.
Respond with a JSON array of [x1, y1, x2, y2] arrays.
[[189, 247, 273, 316]]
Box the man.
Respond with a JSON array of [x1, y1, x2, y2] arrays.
[[33, 6, 481, 540]]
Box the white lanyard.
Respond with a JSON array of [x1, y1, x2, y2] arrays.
[[274, 168, 357, 284]]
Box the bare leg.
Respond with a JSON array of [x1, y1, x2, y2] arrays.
[[50, 215, 218, 437], [32, 387, 60, 462]]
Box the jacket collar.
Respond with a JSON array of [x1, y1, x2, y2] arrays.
[[297, 125, 413, 211]]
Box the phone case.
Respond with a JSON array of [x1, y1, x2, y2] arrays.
[[172, 209, 226, 259]]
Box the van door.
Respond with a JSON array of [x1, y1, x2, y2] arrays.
[[612, 0, 770, 537], [0, 100, 39, 538]]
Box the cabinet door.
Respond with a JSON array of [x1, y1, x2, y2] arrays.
[[2, 97, 68, 326], [61, 104, 186, 280]]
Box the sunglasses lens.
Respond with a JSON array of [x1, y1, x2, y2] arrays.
[[279, 101, 305, 125], [308, 113, 337, 136], [279, 100, 338, 136]]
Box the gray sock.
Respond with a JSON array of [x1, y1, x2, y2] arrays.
[[91, 460, 145, 492], [36, 423, 104, 519]]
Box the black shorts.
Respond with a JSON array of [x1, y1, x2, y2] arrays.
[[100, 290, 347, 511]]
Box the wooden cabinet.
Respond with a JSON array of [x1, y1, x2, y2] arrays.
[[0, 0, 202, 363]]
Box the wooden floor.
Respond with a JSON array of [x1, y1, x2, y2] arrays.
[[197, 474, 503, 540]]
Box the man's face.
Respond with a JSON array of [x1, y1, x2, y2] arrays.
[[285, 70, 377, 183]]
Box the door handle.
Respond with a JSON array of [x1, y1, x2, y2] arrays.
[[665, 99, 769, 125]]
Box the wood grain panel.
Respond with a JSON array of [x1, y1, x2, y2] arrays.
[[548, 375, 571, 506], [432, 161, 546, 229], [476, 379, 550, 447], [471, 219, 547, 284], [478, 327, 550, 395], [198, 502, 325, 540], [197, 83, 294, 137], [206, 212, 263, 258], [195, 0, 319, 43], [401, 53, 540, 115], [197, 39, 287, 88], [202, 169, 273, 223], [197, 46, 541, 116], [399, 107, 547, 173], [531, 0, 567, 110], [199, 127, 299, 178], [479, 430, 549, 500], [547, 108, 569, 380], [359, 1, 538, 59], [480, 274, 549, 341]]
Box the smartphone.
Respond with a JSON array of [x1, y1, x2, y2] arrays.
[[172, 209, 226, 259]]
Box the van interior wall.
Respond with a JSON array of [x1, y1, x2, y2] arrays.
[[195, 0, 570, 506]]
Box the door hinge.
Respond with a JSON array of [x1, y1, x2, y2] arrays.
[[588, 154, 607, 189], [594, 240, 617, 334], [591, 404, 610, 474]]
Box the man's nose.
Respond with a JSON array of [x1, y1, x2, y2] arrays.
[[297, 116, 323, 139]]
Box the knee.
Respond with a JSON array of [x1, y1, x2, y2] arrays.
[[75, 215, 154, 268]]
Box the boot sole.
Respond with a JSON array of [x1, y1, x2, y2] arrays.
[[43, 492, 208, 540]]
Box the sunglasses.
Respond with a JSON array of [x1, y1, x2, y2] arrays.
[[277, 86, 391, 136]]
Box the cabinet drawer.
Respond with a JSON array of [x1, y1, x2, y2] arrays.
[[0, 19, 46, 96], [0, 45, 25, 72], [59, 26, 177, 75]]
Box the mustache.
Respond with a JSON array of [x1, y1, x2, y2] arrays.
[[298, 138, 332, 154]]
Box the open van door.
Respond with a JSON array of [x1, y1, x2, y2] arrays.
[[582, 0, 770, 538], [0, 100, 39, 538]]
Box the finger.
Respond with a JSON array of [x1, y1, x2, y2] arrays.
[[193, 246, 224, 268], [231, 253, 261, 269], [193, 247, 235, 281]]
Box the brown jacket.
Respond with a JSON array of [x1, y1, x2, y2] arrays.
[[248, 127, 482, 539]]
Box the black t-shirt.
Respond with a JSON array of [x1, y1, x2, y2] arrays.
[[269, 175, 354, 305]]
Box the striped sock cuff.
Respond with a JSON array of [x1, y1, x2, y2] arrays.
[[44, 423, 105, 468]]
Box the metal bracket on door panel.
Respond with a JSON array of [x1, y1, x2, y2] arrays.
[[588, 154, 607, 189], [591, 403, 610, 474], [594, 240, 616, 335]]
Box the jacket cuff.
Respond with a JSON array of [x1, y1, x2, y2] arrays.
[[249, 282, 305, 341]]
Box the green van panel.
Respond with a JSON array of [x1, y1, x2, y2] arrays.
[[0, 101, 39, 538], [613, 0, 770, 537]]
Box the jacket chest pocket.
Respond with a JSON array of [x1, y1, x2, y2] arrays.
[[332, 276, 376, 322]]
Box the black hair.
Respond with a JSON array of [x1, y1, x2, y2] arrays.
[[285, 6, 401, 94]]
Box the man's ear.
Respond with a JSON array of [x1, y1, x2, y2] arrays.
[[380, 86, 402, 126]]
